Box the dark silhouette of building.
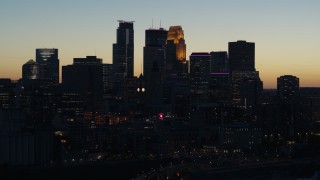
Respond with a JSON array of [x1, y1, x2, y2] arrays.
[[228, 41, 255, 71], [62, 56, 103, 110], [277, 75, 299, 101], [231, 71, 262, 109], [239, 75, 263, 109], [0, 79, 15, 109], [145, 62, 162, 109], [210, 51, 228, 72], [300, 87, 320, 122], [124, 76, 138, 104], [112, 20, 134, 101], [143, 28, 168, 83], [228, 41, 262, 108], [36, 48, 59, 84], [22, 59, 40, 81], [102, 64, 113, 100], [113, 20, 134, 78], [209, 51, 230, 102], [190, 52, 211, 103]]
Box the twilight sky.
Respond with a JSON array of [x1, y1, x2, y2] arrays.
[[0, 0, 319, 88]]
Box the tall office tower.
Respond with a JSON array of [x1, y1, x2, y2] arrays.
[[209, 52, 230, 102], [113, 20, 134, 78], [36, 48, 59, 84], [276, 75, 305, 141], [22, 59, 40, 81], [167, 26, 186, 61], [277, 75, 299, 101], [165, 26, 188, 81], [190, 53, 211, 103], [228, 41, 262, 108], [143, 28, 168, 83], [62, 56, 103, 110], [228, 40, 255, 71]]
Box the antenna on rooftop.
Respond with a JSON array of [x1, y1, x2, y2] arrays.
[[160, 19, 162, 29], [152, 18, 154, 29]]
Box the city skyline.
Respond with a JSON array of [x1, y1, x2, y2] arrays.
[[1, 0, 320, 88]]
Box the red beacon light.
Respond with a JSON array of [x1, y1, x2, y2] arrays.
[[158, 113, 164, 120]]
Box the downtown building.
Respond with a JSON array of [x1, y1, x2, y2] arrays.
[[113, 20, 134, 78], [165, 26, 188, 82], [22, 59, 40, 81], [143, 28, 168, 83], [189, 52, 211, 103], [260, 75, 310, 143], [228, 40, 262, 110], [36, 48, 59, 84], [112, 20, 136, 102], [189, 51, 230, 104], [143, 28, 168, 108], [277, 75, 299, 102], [162, 26, 190, 118], [209, 51, 230, 103], [62, 56, 104, 110], [142, 25, 190, 118]]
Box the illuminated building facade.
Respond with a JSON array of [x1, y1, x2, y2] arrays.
[[36, 48, 59, 84], [22, 59, 40, 80], [165, 26, 188, 82], [167, 26, 186, 61]]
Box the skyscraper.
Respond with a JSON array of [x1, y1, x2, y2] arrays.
[[210, 51, 228, 73], [228, 41, 262, 107], [228, 41, 255, 71], [22, 59, 40, 81], [113, 20, 134, 78], [190, 52, 211, 103], [277, 75, 299, 101], [209, 52, 230, 102], [165, 26, 188, 81], [62, 56, 103, 110], [276, 75, 301, 141], [112, 21, 134, 101], [36, 48, 59, 84], [143, 28, 167, 83], [167, 26, 186, 61]]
